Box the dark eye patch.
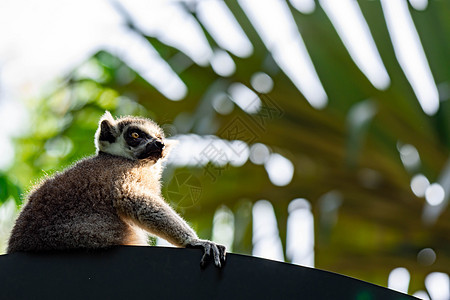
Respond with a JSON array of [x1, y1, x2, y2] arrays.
[[125, 127, 152, 147]]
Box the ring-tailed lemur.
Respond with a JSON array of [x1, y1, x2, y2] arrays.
[[8, 111, 226, 268]]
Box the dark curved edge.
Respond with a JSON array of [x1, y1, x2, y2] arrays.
[[0, 246, 415, 300]]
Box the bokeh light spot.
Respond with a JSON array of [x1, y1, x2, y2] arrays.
[[425, 183, 445, 206], [410, 174, 430, 197], [250, 72, 274, 94], [417, 248, 436, 266]]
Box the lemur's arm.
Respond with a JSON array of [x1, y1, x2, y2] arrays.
[[114, 194, 226, 268]]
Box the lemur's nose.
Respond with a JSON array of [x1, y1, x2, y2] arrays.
[[154, 140, 164, 150]]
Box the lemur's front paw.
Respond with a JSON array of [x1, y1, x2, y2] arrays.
[[186, 239, 226, 268]]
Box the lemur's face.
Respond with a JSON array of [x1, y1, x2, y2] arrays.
[[95, 112, 174, 161], [122, 124, 164, 160]]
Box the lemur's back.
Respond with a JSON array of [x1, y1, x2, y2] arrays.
[[7, 155, 131, 253]]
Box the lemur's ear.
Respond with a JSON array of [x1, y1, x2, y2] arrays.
[[96, 111, 117, 146]]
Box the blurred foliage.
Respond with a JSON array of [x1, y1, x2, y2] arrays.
[[0, 173, 21, 205], [2, 0, 450, 295]]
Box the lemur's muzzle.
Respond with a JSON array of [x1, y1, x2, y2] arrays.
[[137, 140, 165, 160]]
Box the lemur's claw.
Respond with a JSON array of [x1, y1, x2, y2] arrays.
[[187, 239, 226, 268]]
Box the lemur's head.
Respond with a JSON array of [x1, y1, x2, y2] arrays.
[[95, 111, 175, 161]]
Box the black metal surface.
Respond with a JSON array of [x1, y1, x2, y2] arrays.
[[0, 246, 415, 299]]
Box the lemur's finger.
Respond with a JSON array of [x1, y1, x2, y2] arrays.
[[200, 242, 211, 268], [218, 245, 226, 263], [211, 243, 221, 268]]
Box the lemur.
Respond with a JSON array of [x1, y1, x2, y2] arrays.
[[8, 111, 226, 268]]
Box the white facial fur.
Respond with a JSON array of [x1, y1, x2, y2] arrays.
[[100, 133, 136, 160]]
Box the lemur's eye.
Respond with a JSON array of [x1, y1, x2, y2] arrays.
[[131, 132, 139, 139]]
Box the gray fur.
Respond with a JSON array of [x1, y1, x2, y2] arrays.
[[8, 112, 226, 267]]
